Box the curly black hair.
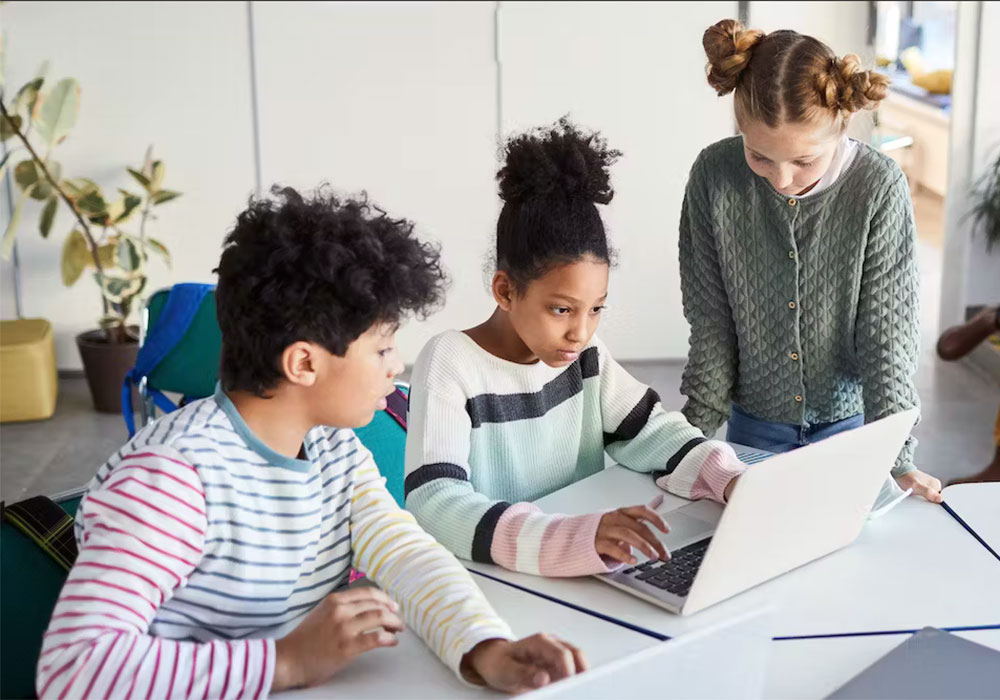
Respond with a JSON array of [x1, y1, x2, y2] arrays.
[[495, 117, 621, 290], [214, 186, 447, 396]]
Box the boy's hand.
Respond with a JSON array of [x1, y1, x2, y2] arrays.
[[461, 635, 588, 693], [272, 588, 404, 691], [896, 469, 943, 503], [595, 505, 669, 565]]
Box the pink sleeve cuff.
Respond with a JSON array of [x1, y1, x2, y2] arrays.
[[656, 441, 745, 504], [490, 505, 617, 577]]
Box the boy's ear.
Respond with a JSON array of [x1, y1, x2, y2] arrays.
[[280, 342, 319, 387], [492, 271, 515, 311]]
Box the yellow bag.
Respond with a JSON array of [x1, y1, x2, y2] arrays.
[[1, 319, 58, 422]]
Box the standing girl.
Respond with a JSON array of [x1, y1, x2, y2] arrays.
[[405, 119, 747, 577], [679, 20, 941, 501]]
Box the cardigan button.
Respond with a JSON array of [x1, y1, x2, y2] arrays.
[[788, 250, 796, 259], [788, 301, 796, 309], [788, 198, 797, 206], [794, 395, 803, 403], [789, 352, 799, 361]]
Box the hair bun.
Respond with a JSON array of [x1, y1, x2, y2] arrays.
[[816, 54, 890, 113], [703, 19, 765, 96], [497, 117, 621, 206]]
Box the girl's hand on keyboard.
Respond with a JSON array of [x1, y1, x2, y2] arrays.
[[595, 505, 670, 565]]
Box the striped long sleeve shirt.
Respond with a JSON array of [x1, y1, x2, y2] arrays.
[[404, 331, 746, 578], [37, 384, 513, 699]]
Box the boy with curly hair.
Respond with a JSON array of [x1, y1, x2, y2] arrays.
[[37, 187, 586, 699]]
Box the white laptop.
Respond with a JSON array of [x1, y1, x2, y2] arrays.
[[596, 409, 919, 616], [525, 605, 772, 699]]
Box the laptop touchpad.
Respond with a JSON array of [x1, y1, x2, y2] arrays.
[[660, 503, 720, 550]]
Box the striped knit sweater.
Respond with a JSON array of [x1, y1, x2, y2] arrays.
[[404, 331, 746, 577], [37, 384, 513, 700]]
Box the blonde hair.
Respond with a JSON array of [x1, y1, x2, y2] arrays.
[[703, 19, 889, 129]]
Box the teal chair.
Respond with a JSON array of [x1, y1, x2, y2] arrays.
[[124, 284, 222, 436], [0, 492, 83, 699], [354, 384, 409, 507]]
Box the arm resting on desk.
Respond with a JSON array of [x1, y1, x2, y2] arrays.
[[597, 337, 745, 503]]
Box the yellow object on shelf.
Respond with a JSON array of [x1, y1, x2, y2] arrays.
[[912, 69, 953, 95], [1, 319, 59, 422]]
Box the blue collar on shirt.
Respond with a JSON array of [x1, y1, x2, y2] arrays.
[[213, 383, 313, 473]]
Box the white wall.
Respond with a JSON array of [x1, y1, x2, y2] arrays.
[[749, 1, 871, 56], [497, 1, 737, 359], [0, 1, 257, 369], [252, 1, 499, 363], [4, 0, 892, 368]]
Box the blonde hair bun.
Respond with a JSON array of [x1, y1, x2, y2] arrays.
[[703, 19, 765, 96]]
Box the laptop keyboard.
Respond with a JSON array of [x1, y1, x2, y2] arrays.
[[619, 538, 712, 598]]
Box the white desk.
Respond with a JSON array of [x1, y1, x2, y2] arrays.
[[942, 482, 1000, 557], [280, 473, 999, 699], [465, 466, 1000, 640], [278, 574, 658, 699]]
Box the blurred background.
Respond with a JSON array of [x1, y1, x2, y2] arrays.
[[1, 1, 998, 498]]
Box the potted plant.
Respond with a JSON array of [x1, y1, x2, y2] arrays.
[[970, 150, 1000, 252], [1, 67, 180, 412]]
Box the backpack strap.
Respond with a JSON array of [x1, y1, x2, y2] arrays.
[[123, 283, 214, 436], [2, 496, 78, 571]]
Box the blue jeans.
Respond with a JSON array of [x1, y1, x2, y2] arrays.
[[726, 404, 864, 454]]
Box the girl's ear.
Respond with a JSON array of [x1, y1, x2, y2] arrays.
[[492, 271, 515, 311]]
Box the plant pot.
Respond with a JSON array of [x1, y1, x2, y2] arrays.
[[76, 328, 140, 414]]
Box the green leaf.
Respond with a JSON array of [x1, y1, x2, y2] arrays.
[[126, 167, 150, 191], [97, 241, 117, 268], [39, 196, 58, 238], [98, 272, 143, 304], [14, 159, 61, 200], [61, 228, 90, 285], [141, 145, 154, 180], [1, 184, 35, 260], [1, 113, 22, 141], [35, 78, 80, 147], [76, 190, 107, 216], [150, 160, 165, 192], [12, 77, 43, 117], [150, 189, 181, 206], [116, 236, 141, 272], [114, 190, 143, 224], [147, 237, 171, 267], [62, 177, 101, 202], [13, 159, 37, 189]]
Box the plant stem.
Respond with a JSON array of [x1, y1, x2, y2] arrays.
[[0, 99, 110, 317]]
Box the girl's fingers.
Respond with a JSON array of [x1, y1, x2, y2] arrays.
[[602, 526, 659, 561], [596, 540, 637, 565], [620, 505, 669, 533]]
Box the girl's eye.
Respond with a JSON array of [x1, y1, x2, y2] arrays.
[[378, 348, 393, 357], [553, 307, 571, 315], [751, 153, 770, 163], [794, 160, 816, 167], [591, 306, 605, 314]]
